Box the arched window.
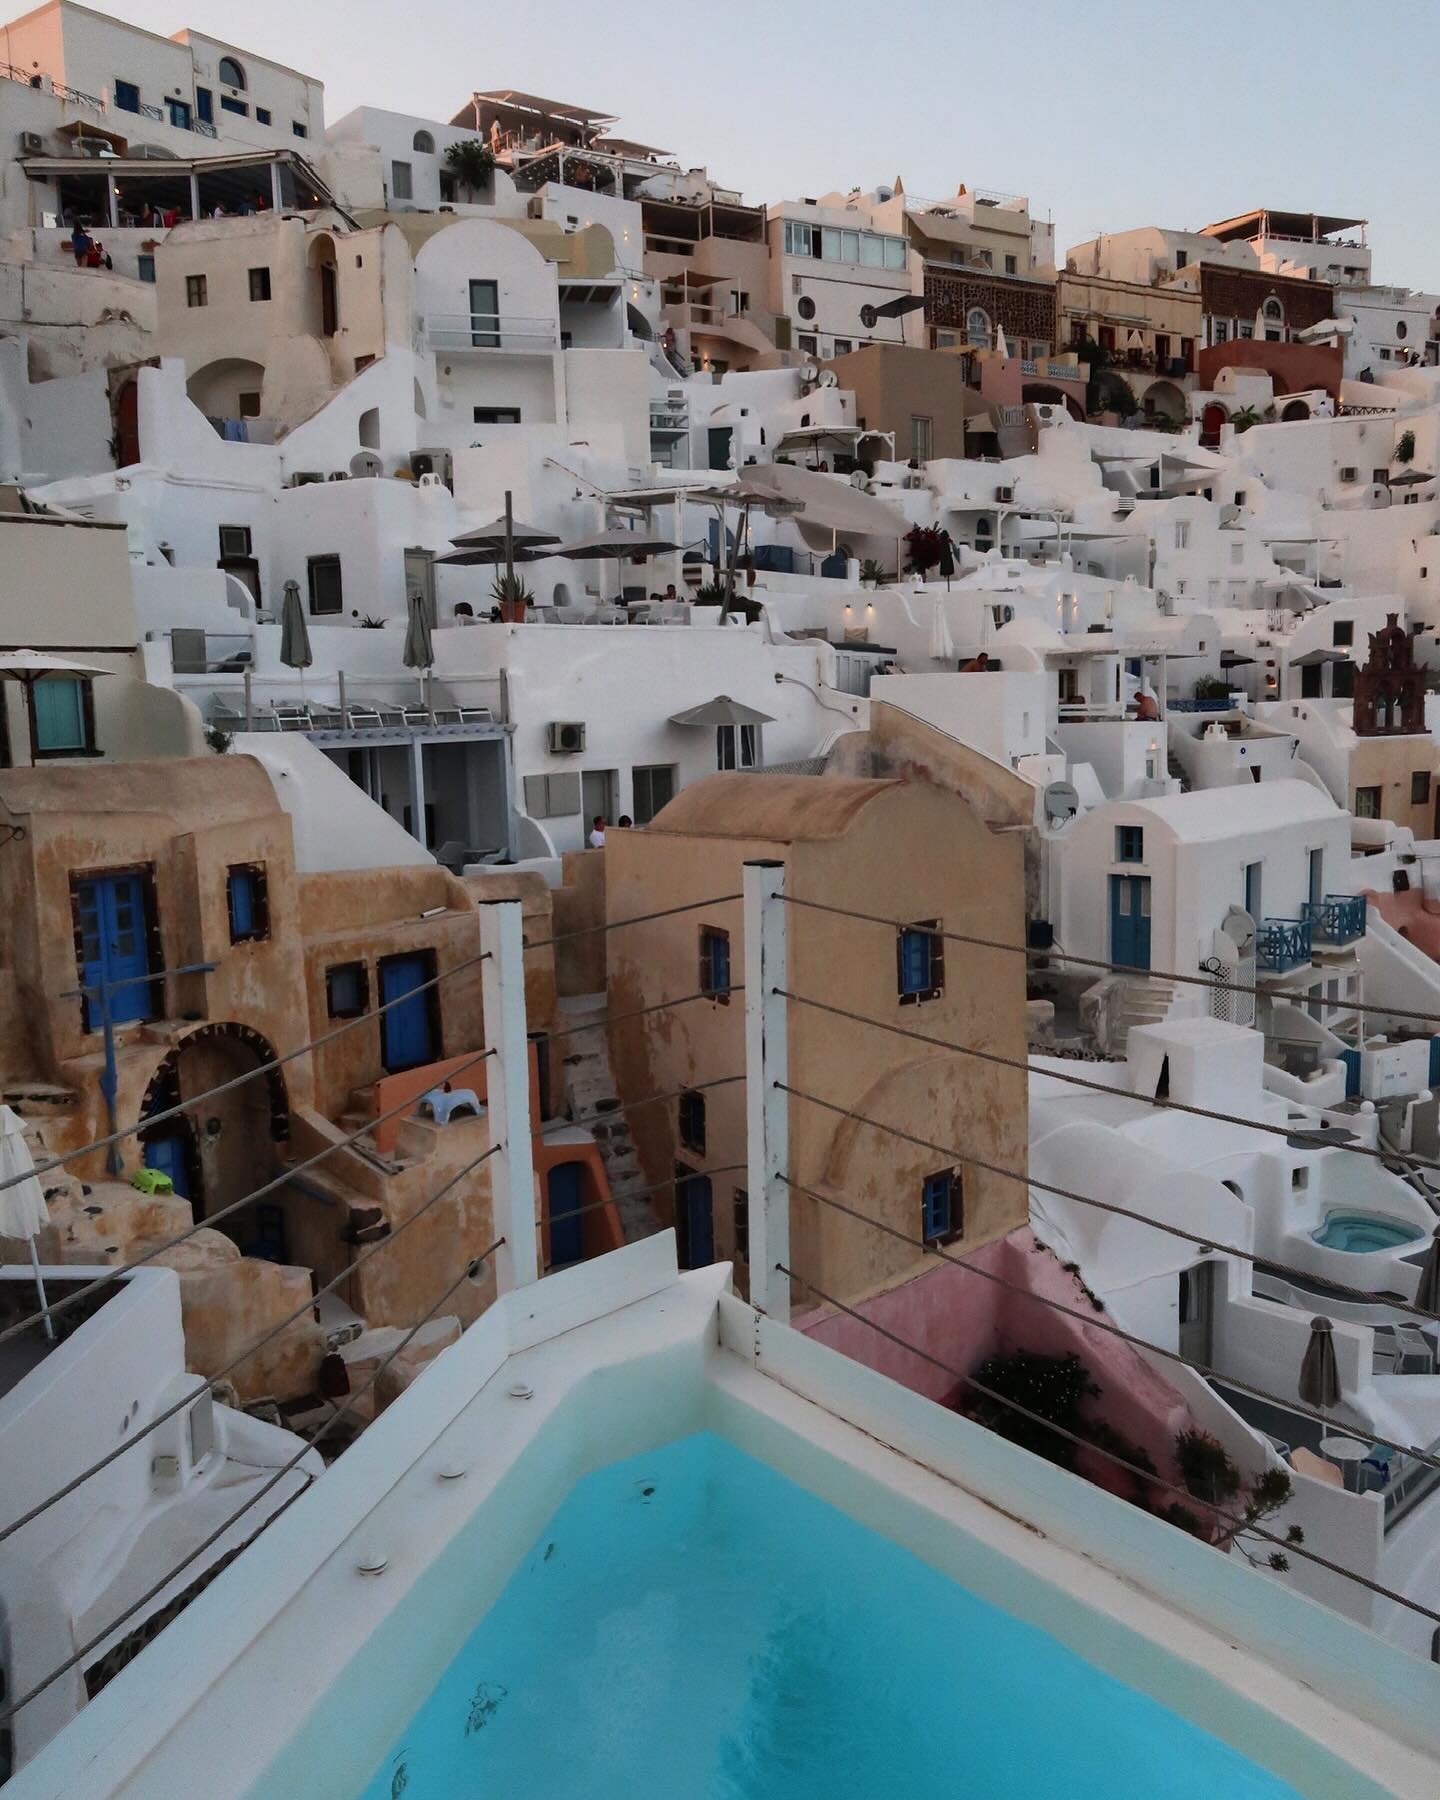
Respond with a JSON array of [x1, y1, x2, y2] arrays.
[[413, 130, 435, 154], [965, 306, 991, 348], [217, 56, 246, 90], [1262, 296, 1284, 323]]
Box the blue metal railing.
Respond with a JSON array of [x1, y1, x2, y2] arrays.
[[1300, 894, 1366, 946], [1256, 917, 1312, 973]]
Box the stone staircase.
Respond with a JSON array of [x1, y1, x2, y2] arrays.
[[1167, 747, 1190, 792], [556, 993, 659, 1243], [1115, 976, 1177, 1051]]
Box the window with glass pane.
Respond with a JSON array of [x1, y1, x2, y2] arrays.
[[114, 79, 140, 113], [1115, 826, 1144, 862], [884, 237, 907, 269], [840, 231, 860, 262], [922, 1168, 960, 1245], [860, 234, 884, 267], [32, 677, 91, 754], [632, 763, 676, 824], [716, 725, 756, 770], [678, 1089, 706, 1154], [897, 920, 943, 1002], [733, 1187, 749, 1262], [821, 227, 842, 260], [699, 926, 730, 1002], [1354, 786, 1381, 819], [226, 863, 269, 942], [307, 554, 343, 615], [391, 160, 413, 201]]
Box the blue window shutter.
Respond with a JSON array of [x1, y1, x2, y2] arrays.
[[33, 677, 86, 750], [901, 930, 929, 994], [228, 871, 254, 939]]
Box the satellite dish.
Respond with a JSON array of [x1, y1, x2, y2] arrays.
[[1043, 781, 1079, 825], [817, 368, 839, 388], [799, 362, 819, 385], [1221, 903, 1256, 953], [850, 470, 871, 491]]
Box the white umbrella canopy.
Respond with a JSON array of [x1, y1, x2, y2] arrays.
[[0, 1105, 53, 1339], [0, 651, 115, 767]]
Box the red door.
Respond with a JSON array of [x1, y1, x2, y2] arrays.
[[116, 381, 140, 467], [1200, 403, 1227, 449]]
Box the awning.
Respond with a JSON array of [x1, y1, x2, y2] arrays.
[[669, 695, 775, 728], [1290, 648, 1349, 666], [868, 294, 927, 320], [736, 461, 908, 546]]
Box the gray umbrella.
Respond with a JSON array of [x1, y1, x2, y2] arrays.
[[556, 528, 681, 560], [279, 580, 312, 671], [402, 591, 434, 671], [1416, 1228, 1440, 1318], [450, 517, 561, 547], [1299, 1315, 1341, 1409]]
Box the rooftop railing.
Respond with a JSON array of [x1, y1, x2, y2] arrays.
[[423, 312, 559, 353], [1300, 894, 1367, 947], [1256, 917, 1313, 973]]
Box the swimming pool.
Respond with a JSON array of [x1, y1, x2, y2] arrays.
[[1311, 1213, 1422, 1253], [355, 1431, 1298, 1800]]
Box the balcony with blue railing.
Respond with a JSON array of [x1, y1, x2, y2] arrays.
[[1300, 894, 1367, 948], [1256, 917, 1313, 974]]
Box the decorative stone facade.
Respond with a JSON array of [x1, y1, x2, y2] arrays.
[[923, 267, 1057, 348]]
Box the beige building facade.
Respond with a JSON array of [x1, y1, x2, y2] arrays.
[[604, 773, 1029, 1309], [1056, 270, 1201, 419]]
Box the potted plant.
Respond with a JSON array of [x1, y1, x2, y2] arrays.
[[491, 571, 533, 623], [904, 525, 945, 578], [1396, 428, 1417, 466], [859, 558, 888, 589], [443, 139, 496, 203]]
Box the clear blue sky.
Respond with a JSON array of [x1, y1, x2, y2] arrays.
[[113, 0, 1440, 291]]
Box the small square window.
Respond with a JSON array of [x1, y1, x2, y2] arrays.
[[326, 961, 368, 1018], [1004, 254, 1017, 275], [699, 926, 731, 1003], [897, 921, 943, 1003], [137, 253, 155, 283], [1354, 785, 1382, 819], [733, 1187, 749, 1263], [922, 1168, 961, 1246], [1413, 771, 1431, 806], [248, 266, 271, 302], [1332, 620, 1354, 648], [678, 1089, 706, 1155], [307, 554, 343, 615], [220, 94, 248, 116], [226, 864, 269, 943], [31, 675, 94, 756], [186, 273, 207, 308], [292, 121, 308, 139], [1115, 826, 1145, 863], [256, 106, 271, 125]]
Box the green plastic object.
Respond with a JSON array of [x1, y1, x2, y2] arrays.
[[130, 1167, 173, 1195]]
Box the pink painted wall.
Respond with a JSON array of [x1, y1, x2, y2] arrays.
[[1367, 887, 1440, 963], [799, 1227, 1200, 1502]]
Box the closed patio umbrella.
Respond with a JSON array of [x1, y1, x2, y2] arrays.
[[403, 591, 434, 672], [929, 596, 955, 663], [279, 579, 312, 671], [1299, 1315, 1341, 1409], [0, 1105, 53, 1339], [1416, 1228, 1440, 1318], [0, 649, 114, 767]]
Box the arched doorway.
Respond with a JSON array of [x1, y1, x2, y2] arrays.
[[186, 358, 265, 421], [1200, 402, 1228, 448], [1281, 398, 1310, 422], [138, 1023, 288, 1247], [1143, 378, 1185, 425], [307, 234, 339, 338]]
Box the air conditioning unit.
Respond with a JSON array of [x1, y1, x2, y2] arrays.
[[218, 525, 250, 558], [288, 471, 324, 487], [18, 131, 44, 156], [995, 485, 1015, 503], [547, 721, 586, 754], [326, 471, 349, 481], [1114, 496, 1136, 516], [410, 449, 453, 484]]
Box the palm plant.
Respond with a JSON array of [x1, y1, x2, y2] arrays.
[[1396, 429, 1417, 466], [444, 140, 496, 201], [1229, 406, 1263, 434]]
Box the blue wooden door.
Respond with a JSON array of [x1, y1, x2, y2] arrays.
[[547, 1162, 584, 1267], [143, 1133, 190, 1198], [1109, 874, 1152, 971], [679, 1172, 714, 1268], [75, 873, 153, 1028], [379, 954, 435, 1072]]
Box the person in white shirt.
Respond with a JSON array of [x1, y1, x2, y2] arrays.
[[588, 815, 606, 849]]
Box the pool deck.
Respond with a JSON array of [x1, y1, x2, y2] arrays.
[[10, 1235, 1440, 1800]]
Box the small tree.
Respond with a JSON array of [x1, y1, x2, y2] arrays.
[[1396, 428, 1417, 466], [444, 139, 495, 201], [905, 524, 946, 577]]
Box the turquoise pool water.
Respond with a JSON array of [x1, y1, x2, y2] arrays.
[[1312, 1212, 1421, 1253], [356, 1432, 1298, 1800]]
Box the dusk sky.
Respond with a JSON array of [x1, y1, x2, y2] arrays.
[[107, 0, 1440, 290]]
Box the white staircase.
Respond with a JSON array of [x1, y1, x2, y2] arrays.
[[1115, 976, 1177, 1051]]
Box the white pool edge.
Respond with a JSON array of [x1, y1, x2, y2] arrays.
[[10, 1234, 1440, 1800]]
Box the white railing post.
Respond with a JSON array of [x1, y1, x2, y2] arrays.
[[479, 899, 538, 1293], [744, 859, 790, 1322]]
